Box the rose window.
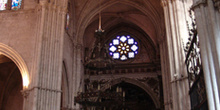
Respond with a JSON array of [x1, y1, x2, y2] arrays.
[[109, 35, 138, 61]]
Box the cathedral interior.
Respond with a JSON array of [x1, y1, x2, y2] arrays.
[[0, 0, 220, 110]]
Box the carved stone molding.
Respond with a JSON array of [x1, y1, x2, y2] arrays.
[[213, 0, 220, 12], [21, 86, 62, 99], [161, 0, 178, 7], [0, 43, 30, 89], [191, 0, 207, 10]]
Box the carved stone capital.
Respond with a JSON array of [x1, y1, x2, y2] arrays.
[[161, 0, 179, 8], [39, 0, 49, 8], [161, 0, 168, 7], [191, 0, 207, 10]]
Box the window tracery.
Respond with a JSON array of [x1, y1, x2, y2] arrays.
[[11, 0, 22, 10], [109, 35, 139, 61]]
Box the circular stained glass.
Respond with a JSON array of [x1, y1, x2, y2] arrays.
[[109, 35, 139, 61]]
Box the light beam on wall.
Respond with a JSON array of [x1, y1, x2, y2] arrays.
[[22, 73, 29, 89]]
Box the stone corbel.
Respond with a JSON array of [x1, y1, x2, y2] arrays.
[[213, 0, 220, 12], [191, 0, 207, 10]]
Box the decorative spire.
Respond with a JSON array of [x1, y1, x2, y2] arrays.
[[95, 0, 104, 32]]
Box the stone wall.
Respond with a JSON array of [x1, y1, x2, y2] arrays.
[[0, 9, 38, 76]]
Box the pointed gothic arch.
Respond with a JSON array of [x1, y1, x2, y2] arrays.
[[101, 77, 160, 109], [76, 0, 164, 44], [0, 43, 30, 89]]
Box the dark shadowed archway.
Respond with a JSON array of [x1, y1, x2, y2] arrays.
[[106, 82, 157, 110], [101, 77, 160, 109], [0, 55, 23, 110]]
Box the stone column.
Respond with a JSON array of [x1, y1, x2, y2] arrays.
[[161, 0, 191, 110], [70, 44, 77, 109], [159, 39, 173, 110], [22, 0, 68, 110], [192, 0, 220, 109], [72, 44, 84, 110]]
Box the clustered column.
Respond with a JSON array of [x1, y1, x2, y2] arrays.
[[71, 44, 84, 110], [159, 39, 173, 110], [161, 0, 191, 110], [192, 0, 220, 109], [22, 0, 68, 110]]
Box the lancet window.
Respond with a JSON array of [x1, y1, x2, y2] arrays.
[[66, 13, 69, 30]]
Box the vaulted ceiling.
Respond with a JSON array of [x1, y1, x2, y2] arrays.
[[71, 0, 165, 51]]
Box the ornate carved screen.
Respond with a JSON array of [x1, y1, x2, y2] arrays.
[[184, 10, 208, 110]]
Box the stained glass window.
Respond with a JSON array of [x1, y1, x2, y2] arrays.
[[109, 35, 139, 61], [0, 0, 7, 10], [66, 13, 70, 30], [11, 0, 22, 10]]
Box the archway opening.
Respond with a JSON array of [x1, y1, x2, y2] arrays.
[[79, 1, 164, 110], [106, 82, 157, 110], [0, 55, 23, 110], [81, 81, 157, 110]]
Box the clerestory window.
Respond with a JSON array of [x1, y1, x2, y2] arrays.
[[0, 0, 22, 11], [109, 35, 139, 61]]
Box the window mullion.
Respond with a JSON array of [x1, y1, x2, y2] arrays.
[[21, 0, 24, 9], [7, 0, 12, 10]]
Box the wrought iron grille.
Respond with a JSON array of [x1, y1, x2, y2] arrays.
[[184, 10, 208, 110]]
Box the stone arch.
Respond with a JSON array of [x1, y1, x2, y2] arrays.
[[0, 43, 29, 89], [101, 77, 160, 109], [76, 0, 163, 44], [0, 56, 23, 110]]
